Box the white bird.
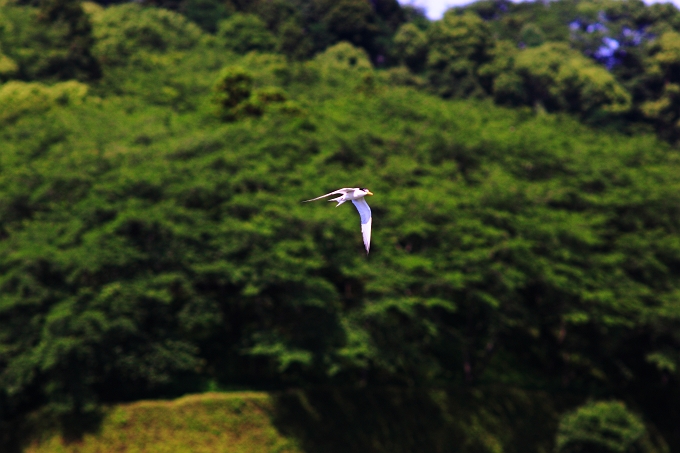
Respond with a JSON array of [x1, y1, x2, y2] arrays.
[[303, 187, 374, 254]]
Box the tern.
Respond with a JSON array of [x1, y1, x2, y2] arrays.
[[303, 187, 374, 254]]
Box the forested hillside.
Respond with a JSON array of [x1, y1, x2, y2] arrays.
[[1, 0, 680, 451]]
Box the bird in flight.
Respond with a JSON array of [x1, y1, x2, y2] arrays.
[[303, 187, 374, 254]]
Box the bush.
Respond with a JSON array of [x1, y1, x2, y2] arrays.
[[556, 401, 648, 453]]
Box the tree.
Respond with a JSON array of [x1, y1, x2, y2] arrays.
[[639, 31, 680, 142], [425, 11, 496, 98], [503, 42, 631, 116], [276, 18, 314, 60], [393, 23, 427, 72], [519, 23, 545, 48], [2, 1, 680, 449], [321, 0, 377, 52], [91, 3, 205, 66], [36, 0, 101, 80], [180, 0, 232, 33], [217, 13, 276, 55], [0, 1, 99, 82]]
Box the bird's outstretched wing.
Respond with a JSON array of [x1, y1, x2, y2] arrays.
[[352, 198, 372, 254], [302, 188, 355, 203]]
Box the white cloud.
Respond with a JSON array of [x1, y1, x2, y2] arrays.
[[398, 0, 680, 20]]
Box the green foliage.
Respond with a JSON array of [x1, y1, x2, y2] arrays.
[[568, 0, 677, 71], [24, 388, 564, 453], [0, 80, 87, 124], [91, 3, 206, 66], [276, 18, 314, 60], [313, 41, 373, 73], [425, 11, 496, 97], [2, 47, 680, 447], [0, 50, 17, 79], [640, 31, 680, 142], [212, 65, 288, 121], [213, 66, 254, 120], [87, 3, 226, 110], [181, 0, 232, 33], [2, 0, 680, 451], [645, 351, 678, 374], [506, 42, 631, 116], [519, 23, 545, 48], [274, 387, 561, 453], [482, 39, 522, 105], [23, 388, 561, 453], [556, 401, 649, 453], [254, 0, 405, 61], [35, 0, 101, 80], [0, 1, 99, 81], [393, 23, 427, 71], [26, 393, 302, 453], [217, 13, 276, 55], [460, 0, 580, 48], [320, 0, 377, 51], [212, 65, 289, 121]]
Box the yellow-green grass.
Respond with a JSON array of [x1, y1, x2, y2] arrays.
[[25, 392, 302, 453]]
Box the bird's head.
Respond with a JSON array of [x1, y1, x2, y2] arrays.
[[359, 188, 374, 196]]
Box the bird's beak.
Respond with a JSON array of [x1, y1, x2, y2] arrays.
[[367, 191, 374, 196]]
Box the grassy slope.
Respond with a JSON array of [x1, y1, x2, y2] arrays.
[[22, 387, 565, 453], [25, 392, 302, 453]]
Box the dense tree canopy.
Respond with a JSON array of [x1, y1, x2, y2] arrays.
[[1, 0, 680, 452]]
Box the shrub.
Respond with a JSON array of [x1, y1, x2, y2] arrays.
[[556, 401, 648, 453]]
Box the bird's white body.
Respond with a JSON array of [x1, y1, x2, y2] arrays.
[[303, 187, 374, 253]]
